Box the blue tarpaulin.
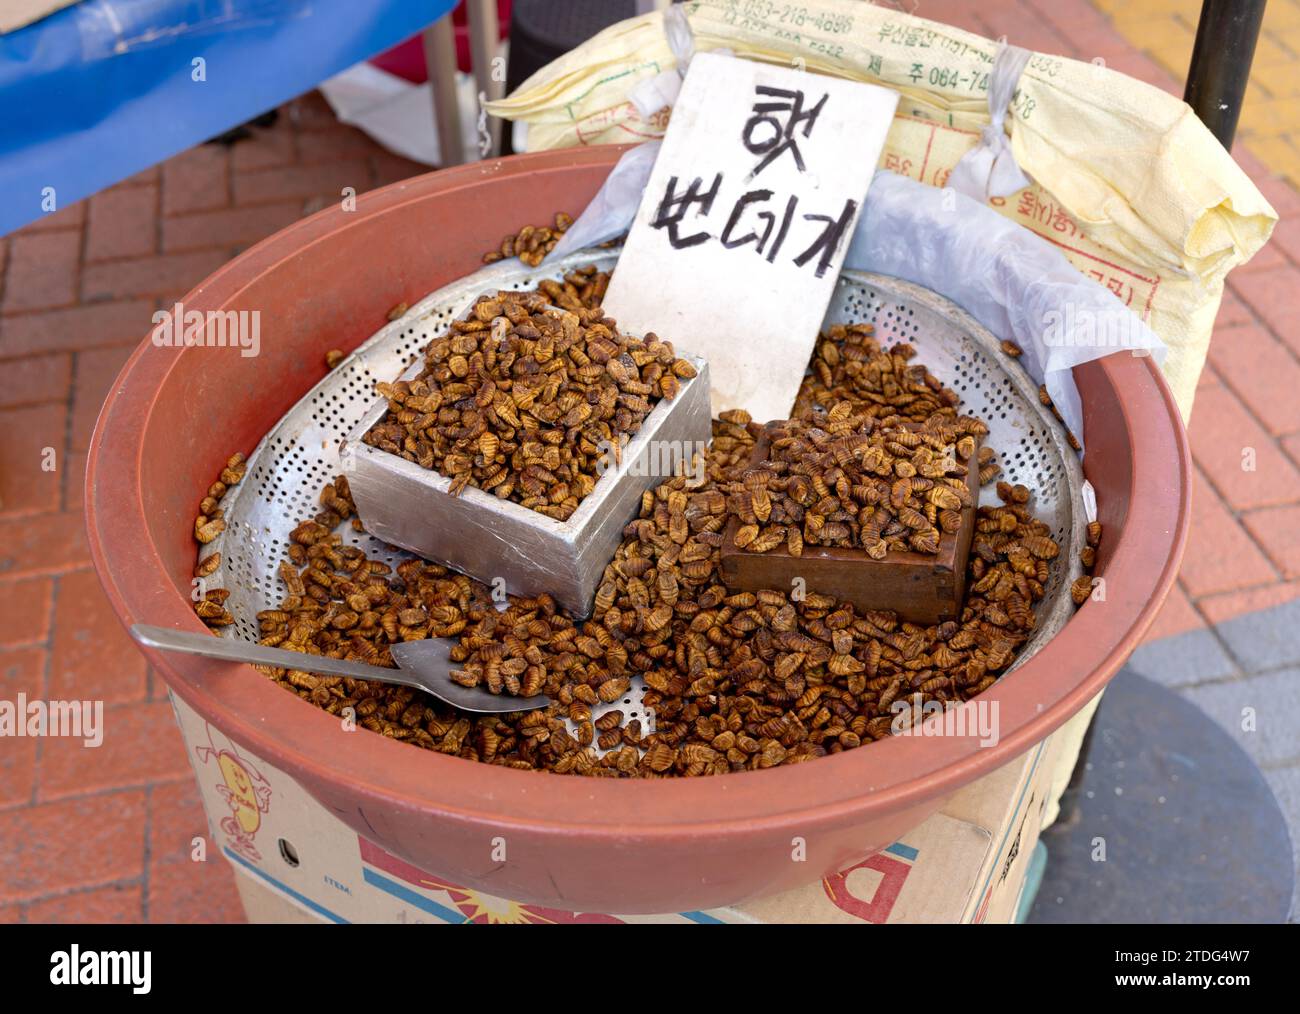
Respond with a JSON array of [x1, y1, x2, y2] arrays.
[[0, 0, 457, 236]]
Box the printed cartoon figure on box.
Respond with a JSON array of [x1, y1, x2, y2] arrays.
[[194, 722, 273, 862]]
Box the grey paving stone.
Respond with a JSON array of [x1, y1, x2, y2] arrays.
[[1127, 628, 1237, 688], [1031, 670, 1293, 923], [1178, 668, 1300, 769], [1215, 597, 1300, 673], [1261, 765, 1300, 923]]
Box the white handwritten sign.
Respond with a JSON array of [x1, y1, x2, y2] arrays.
[[602, 52, 898, 424]]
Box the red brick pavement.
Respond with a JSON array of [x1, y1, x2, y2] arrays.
[[0, 92, 424, 923], [0, 4, 1296, 923]]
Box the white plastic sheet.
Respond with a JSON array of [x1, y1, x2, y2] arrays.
[[848, 170, 1166, 449], [318, 61, 479, 167]]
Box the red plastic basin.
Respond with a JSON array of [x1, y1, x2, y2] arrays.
[[86, 147, 1190, 913]]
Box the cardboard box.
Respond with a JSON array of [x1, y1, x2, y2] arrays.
[[171, 690, 1060, 923]]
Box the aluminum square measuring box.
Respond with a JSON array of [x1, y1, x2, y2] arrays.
[[340, 349, 710, 618]]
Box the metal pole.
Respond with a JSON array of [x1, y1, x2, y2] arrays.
[[423, 15, 464, 167], [467, 0, 503, 156], [1183, 0, 1267, 149]]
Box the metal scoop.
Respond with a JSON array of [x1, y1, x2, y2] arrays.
[[130, 624, 550, 714]]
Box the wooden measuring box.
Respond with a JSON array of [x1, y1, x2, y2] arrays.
[[719, 425, 980, 625]]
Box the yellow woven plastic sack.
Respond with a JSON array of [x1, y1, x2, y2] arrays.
[[486, 0, 1277, 422]]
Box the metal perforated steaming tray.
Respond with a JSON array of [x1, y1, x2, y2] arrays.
[[199, 250, 1086, 737]]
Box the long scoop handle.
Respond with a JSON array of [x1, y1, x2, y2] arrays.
[[131, 623, 429, 692]]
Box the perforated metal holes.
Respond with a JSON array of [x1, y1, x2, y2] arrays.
[[200, 252, 1084, 683]]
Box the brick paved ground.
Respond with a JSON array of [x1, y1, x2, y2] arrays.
[[0, 92, 424, 923], [0, 1, 1296, 923]]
